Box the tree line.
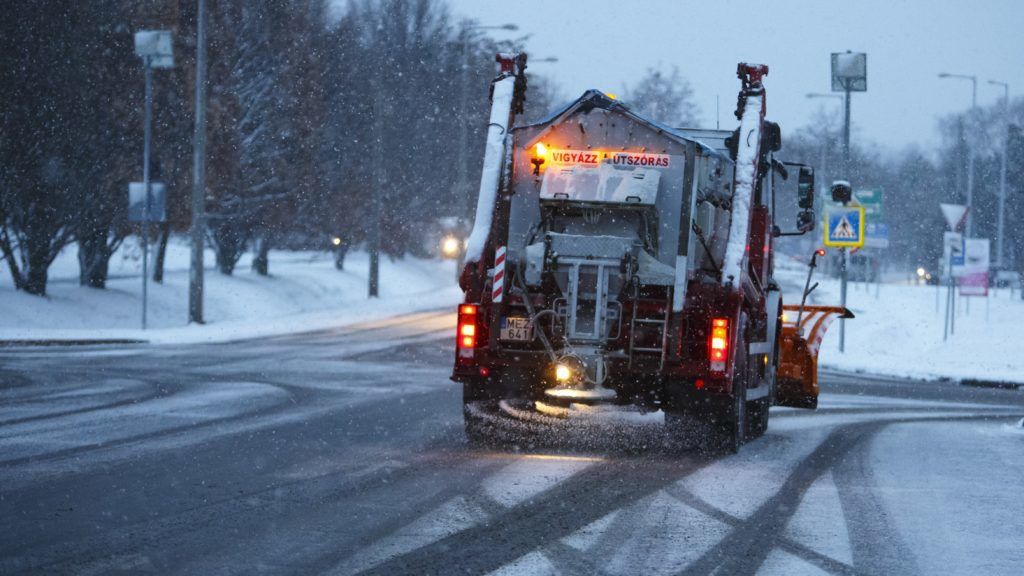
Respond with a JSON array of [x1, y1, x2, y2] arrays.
[[5, 1, 1019, 299], [778, 98, 1024, 276], [0, 0, 556, 296]]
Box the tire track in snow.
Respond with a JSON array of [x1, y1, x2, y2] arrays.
[[833, 425, 921, 576], [351, 455, 714, 576], [664, 482, 861, 576], [0, 380, 299, 469], [676, 414, 1006, 576], [0, 384, 165, 427]]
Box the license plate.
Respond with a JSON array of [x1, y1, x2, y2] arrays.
[[500, 317, 533, 341]]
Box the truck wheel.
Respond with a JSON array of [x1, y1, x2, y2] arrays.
[[746, 316, 780, 438], [720, 367, 747, 453], [745, 397, 770, 438], [713, 333, 749, 454]]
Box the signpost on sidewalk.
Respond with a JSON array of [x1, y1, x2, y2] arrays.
[[133, 30, 174, 330], [942, 231, 964, 340], [824, 192, 864, 353], [940, 203, 969, 341]]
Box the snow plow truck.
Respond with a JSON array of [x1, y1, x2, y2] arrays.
[[453, 54, 852, 452]]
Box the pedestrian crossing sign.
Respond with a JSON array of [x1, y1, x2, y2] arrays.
[[824, 206, 865, 248]]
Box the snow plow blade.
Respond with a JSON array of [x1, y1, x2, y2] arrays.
[[776, 305, 854, 409]]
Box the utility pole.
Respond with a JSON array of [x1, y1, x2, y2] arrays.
[[189, 0, 207, 324], [989, 80, 1010, 269], [368, 63, 383, 298]]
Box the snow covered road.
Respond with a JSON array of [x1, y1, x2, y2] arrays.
[[0, 312, 1021, 575]]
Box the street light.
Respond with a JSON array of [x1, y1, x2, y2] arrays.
[[806, 93, 844, 191], [190, 0, 208, 325], [133, 30, 174, 330], [938, 72, 978, 237], [988, 79, 1010, 269]]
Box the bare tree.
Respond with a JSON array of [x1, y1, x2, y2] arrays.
[[625, 66, 700, 128]]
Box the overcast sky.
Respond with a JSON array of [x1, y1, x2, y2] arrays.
[[446, 0, 1021, 152]]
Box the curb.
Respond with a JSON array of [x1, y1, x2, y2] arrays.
[[959, 379, 1023, 390], [821, 368, 1024, 391], [0, 339, 148, 347]]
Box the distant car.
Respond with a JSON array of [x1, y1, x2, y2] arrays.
[[993, 270, 1022, 289]]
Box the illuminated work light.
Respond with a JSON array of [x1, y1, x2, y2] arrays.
[[555, 363, 572, 382], [531, 142, 547, 175]]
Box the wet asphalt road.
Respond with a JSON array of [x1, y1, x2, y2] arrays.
[[1, 310, 1022, 575]]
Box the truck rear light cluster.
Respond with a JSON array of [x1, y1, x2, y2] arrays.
[[457, 304, 479, 359], [709, 317, 729, 373]]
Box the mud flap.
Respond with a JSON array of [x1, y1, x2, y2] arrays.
[[775, 305, 853, 409]]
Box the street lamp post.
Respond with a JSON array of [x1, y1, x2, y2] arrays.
[[190, 0, 207, 324], [939, 73, 978, 238], [989, 80, 1010, 269], [806, 92, 844, 192]]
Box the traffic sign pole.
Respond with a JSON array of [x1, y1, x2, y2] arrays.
[[141, 57, 152, 331], [839, 247, 847, 352], [944, 250, 953, 341], [134, 30, 173, 330], [824, 204, 864, 354]]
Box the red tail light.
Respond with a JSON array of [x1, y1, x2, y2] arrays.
[[457, 305, 479, 358], [709, 317, 729, 373]]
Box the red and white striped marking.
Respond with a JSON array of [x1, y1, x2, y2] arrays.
[[787, 309, 841, 356], [492, 246, 506, 303]]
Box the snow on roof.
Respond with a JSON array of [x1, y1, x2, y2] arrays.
[[516, 89, 726, 159]]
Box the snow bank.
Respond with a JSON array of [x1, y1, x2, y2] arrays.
[[778, 263, 1024, 384], [0, 238, 462, 344]]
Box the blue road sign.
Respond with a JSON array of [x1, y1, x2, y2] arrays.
[[865, 222, 889, 249], [824, 206, 865, 248]]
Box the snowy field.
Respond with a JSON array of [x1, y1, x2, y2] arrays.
[[0, 238, 462, 344], [777, 257, 1024, 385]]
